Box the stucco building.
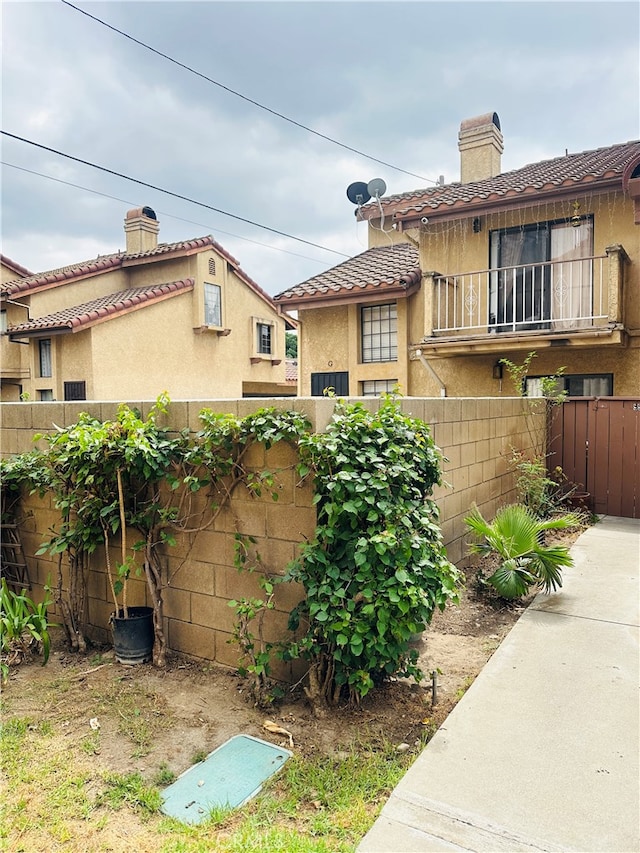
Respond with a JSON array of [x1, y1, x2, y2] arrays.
[[274, 114, 640, 398], [1, 208, 296, 401]]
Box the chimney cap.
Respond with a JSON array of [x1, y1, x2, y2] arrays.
[[126, 206, 158, 221], [460, 112, 501, 133]]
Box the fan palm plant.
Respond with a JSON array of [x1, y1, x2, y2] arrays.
[[464, 503, 579, 599]]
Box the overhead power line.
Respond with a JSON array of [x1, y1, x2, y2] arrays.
[[2, 161, 335, 266], [1, 131, 350, 259], [60, 0, 436, 185]]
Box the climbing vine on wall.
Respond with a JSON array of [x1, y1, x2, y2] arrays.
[[2, 395, 460, 709], [285, 396, 460, 707]]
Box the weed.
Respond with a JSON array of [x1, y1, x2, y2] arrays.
[[455, 676, 476, 700], [153, 763, 177, 786], [90, 680, 169, 757], [191, 749, 208, 764], [81, 730, 101, 755], [99, 771, 162, 814]]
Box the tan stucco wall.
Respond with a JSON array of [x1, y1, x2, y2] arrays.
[[1, 396, 538, 669], [298, 299, 412, 396], [299, 305, 350, 395]]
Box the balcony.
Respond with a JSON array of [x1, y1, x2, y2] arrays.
[[420, 245, 627, 355]]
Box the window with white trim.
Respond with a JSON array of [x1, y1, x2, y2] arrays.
[[204, 282, 222, 327], [361, 303, 397, 363], [0, 310, 7, 334], [257, 322, 272, 355]]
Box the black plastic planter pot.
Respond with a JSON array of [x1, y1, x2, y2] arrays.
[[110, 606, 154, 665]]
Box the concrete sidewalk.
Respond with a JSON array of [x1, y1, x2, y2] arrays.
[[358, 516, 640, 853]]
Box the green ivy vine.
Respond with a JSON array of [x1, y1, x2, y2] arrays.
[[285, 395, 460, 707], [2, 394, 460, 710]]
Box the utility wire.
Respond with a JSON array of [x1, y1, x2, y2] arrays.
[[2, 161, 335, 266], [60, 0, 436, 185], [1, 131, 351, 259]]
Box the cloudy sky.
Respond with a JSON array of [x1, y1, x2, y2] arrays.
[[2, 0, 638, 296]]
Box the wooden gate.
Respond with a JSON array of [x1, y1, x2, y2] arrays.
[[548, 398, 640, 518]]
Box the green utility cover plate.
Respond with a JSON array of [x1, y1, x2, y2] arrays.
[[161, 734, 292, 825]]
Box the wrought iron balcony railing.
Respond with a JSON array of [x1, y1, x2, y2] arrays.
[[432, 255, 611, 336]]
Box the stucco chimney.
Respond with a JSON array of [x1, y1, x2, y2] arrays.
[[458, 112, 503, 183], [124, 206, 159, 254]]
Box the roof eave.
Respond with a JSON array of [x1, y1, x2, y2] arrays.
[[391, 176, 625, 227], [8, 326, 71, 340], [275, 280, 420, 311]]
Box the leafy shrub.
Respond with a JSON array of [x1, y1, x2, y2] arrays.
[[464, 503, 579, 599], [286, 396, 460, 705], [1, 579, 54, 681], [0, 451, 49, 521]]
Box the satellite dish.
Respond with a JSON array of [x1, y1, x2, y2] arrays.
[[367, 178, 387, 199], [346, 182, 371, 205]]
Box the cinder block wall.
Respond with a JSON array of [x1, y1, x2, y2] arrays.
[[0, 396, 540, 669]]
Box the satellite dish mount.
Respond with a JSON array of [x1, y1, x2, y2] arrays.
[[346, 182, 371, 207]]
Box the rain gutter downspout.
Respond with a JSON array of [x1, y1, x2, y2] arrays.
[[415, 349, 446, 397]]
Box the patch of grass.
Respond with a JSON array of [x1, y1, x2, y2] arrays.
[[81, 729, 101, 755], [191, 749, 208, 764], [1, 716, 94, 847], [153, 741, 414, 852], [1, 667, 430, 853], [99, 771, 163, 814], [90, 679, 169, 757], [153, 763, 177, 786]]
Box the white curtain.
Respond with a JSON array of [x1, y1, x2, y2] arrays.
[[551, 221, 593, 329]]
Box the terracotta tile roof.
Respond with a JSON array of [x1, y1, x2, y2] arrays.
[[1, 235, 276, 311], [7, 279, 194, 336], [0, 254, 33, 278], [273, 243, 420, 306], [285, 358, 298, 382], [1, 253, 124, 296], [360, 140, 640, 223]]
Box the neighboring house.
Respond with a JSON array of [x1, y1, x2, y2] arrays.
[[274, 113, 640, 398], [1, 255, 32, 283], [1, 208, 295, 402], [1, 255, 33, 392]]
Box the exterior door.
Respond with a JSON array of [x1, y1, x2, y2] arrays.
[[549, 398, 640, 518], [490, 224, 551, 332]]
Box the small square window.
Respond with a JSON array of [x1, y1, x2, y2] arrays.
[[39, 389, 54, 401]]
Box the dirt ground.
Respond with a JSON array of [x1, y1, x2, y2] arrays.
[[2, 553, 553, 783]]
